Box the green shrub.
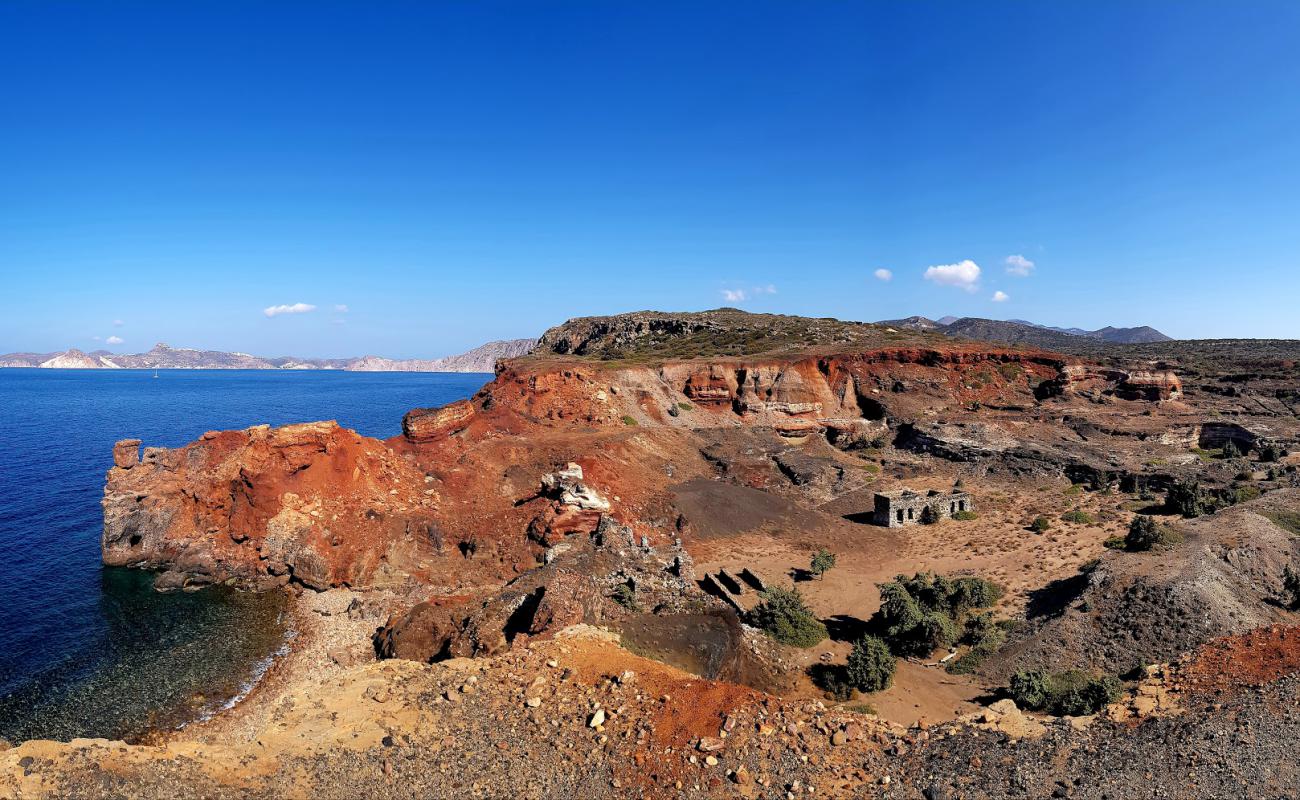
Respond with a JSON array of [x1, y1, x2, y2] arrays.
[[875, 573, 1001, 657], [845, 635, 895, 692], [1283, 565, 1300, 610], [611, 582, 640, 612], [747, 586, 827, 648], [946, 613, 1010, 674], [810, 549, 837, 580], [1009, 669, 1051, 710], [1259, 443, 1282, 463], [621, 415, 638, 426], [1103, 535, 1126, 550], [952, 510, 978, 521], [677, 402, 693, 411], [1125, 516, 1161, 551], [1061, 510, 1094, 524], [919, 504, 940, 524], [1221, 440, 1242, 459], [1166, 480, 1210, 517], [1009, 669, 1122, 716], [1048, 671, 1123, 716], [1233, 485, 1262, 504], [1030, 516, 1051, 533]]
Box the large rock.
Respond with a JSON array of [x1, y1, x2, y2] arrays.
[[402, 400, 475, 442], [101, 420, 440, 591], [112, 439, 141, 469]]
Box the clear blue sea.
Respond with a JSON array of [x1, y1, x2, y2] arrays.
[[0, 368, 488, 743]]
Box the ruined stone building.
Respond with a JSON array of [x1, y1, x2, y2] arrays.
[[872, 488, 973, 527]]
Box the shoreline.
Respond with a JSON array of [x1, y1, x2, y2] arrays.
[[163, 587, 385, 747]]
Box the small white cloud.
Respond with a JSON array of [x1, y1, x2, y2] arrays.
[[1004, 254, 1035, 276], [112, 319, 124, 327], [334, 304, 349, 313], [92, 336, 102, 341], [263, 303, 317, 318], [106, 335, 125, 344], [874, 268, 893, 282], [923, 259, 981, 291], [991, 290, 1009, 303], [722, 285, 776, 303]]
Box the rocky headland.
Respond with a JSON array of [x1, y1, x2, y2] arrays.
[[5, 308, 1300, 798]]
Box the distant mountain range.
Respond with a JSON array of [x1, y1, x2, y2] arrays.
[[0, 338, 537, 372], [876, 316, 1172, 349]]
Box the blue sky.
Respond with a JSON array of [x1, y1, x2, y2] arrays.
[[3, 1, 1299, 357]]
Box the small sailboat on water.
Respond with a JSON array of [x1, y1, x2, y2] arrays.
[[152, 368, 159, 379]]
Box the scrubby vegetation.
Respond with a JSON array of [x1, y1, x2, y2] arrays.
[[872, 572, 1002, 658], [611, 582, 640, 612], [1060, 510, 1094, 524], [1008, 668, 1122, 716], [1166, 479, 1264, 518], [951, 510, 978, 521], [1283, 565, 1300, 610], [1265, 511, 1300, 536], [621, 415, 638, 426], [919, 504, 940, 525], [747, 586, 827, 648], [1030, 516, 1051, 533], [845, 635, 895, 692], [945, 613, 1017, 674], [1125, 515, 1161, 551]]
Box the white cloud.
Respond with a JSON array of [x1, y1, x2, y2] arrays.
[[334, 304, 349, 313], [923, 259, 981, 291], [721, 284, 776, 303], [991, 290, 1009, 303], [112, 319, 124, 327], [1004, 254, 1035, 276], [106, 335, 124, 344], [873, 268, 893, 282], [263, 303, 317, 318]]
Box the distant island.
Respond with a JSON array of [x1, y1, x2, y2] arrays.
[[0, 338, 537, 373]]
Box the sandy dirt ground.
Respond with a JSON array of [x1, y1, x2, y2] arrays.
[[690, 469, 1172, 726]]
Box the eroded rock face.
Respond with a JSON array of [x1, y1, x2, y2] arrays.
[[102, 421, 440, 591], [402, 399, 474, 442], [376, 516, 699, 663]]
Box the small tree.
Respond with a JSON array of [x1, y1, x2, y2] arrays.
[[920, 504, 940, 525], [1030, 516, 1051, 533], [845, 635, 895, 692], [1125, 515, 1162, 552], [1259, 443, 1282, 463], [810, 549, 837, 581], [1221, 440, 1241, 459]]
